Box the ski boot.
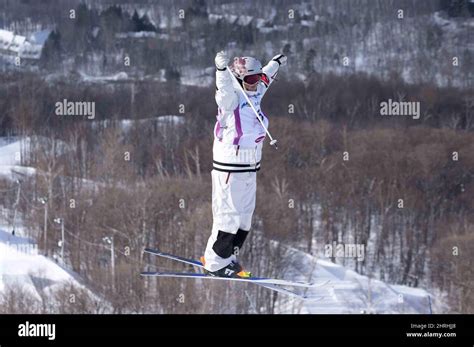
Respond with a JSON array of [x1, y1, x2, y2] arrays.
[[200, 257, 252, 278]]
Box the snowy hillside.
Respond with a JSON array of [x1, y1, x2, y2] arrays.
[[0, 137, 35, 179], [0, 137, 442, 314], [0, 225, 87, 301], [274, 247, 436, 314]]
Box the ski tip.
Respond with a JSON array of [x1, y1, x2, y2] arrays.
[[143, 247, 163, 255], [140, 271, 157, 276]]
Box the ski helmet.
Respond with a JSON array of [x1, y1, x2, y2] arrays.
[[231, 56, 263, 82]]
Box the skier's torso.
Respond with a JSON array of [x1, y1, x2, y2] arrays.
[[213, 82, 269, 171], [212, 59, 280, 172], [214, 83, 269, 146]]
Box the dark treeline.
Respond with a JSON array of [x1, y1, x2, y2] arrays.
[[1, 71, 472, 137], [1, 0, 472, 87]]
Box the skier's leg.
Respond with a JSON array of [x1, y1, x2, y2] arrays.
[[203, 170, 241, 272], [204, 227, 237, 269], [233, 171, 256, 255], [233, 228, 249, 256]]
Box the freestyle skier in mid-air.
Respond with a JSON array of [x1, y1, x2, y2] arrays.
[[142, 52, 324, 295], [201, 51, 287, 278]]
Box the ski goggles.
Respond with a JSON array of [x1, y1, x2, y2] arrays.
[[243, 74, 262, 85]]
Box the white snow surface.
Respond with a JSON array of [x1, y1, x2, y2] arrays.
[[0, 225, 85, 300], [0, 137, 26, 166], [0, 137, 36, 180], [119, 115, 185, 131], [274, 246, 435, 314], [79, 71, 130, 82]]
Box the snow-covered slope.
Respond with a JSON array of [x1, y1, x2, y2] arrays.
[[0, 226, 87, 302], [0, 137, 35, 179], [275, 247, 435, 314]]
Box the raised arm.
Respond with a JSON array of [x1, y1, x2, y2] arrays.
[[214, 51, 238, 113], [261, 54, 287, 91]]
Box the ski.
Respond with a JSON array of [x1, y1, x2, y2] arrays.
[[143, 248, 319, 287], [141, 271, 312, 287], [144, 248, 203, 268], [143, 247, 330, 298], [141, 270, 310, 299], [142, 249, 310, 298]]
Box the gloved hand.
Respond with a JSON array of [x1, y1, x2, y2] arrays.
[[215, 51, 229, 70], [272, 54, 287, 66]]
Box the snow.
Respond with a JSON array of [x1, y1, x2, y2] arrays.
[[155, 115, 185, 124], [225, 14, 239, 24], [301, 20, 316, 27], [87, 116, 185, 139], [237, 15, 253, 26], [0, 165, 36, 179], [255, 18, 267, 28], [118, 115, 185, 132], [0, 137, 36, 180], [115, 32, 157, 39], [274, 246, 435, 314], [0, 137, 24, 166], [0, 225, 85, 300], [0, 137, 72, 181], [180, 65, 214, 87], [79, 71, 129, 83], [208, 13, 258, 26], [433, 11, 453, 27], [208, 14, 221, 25], [92, 27, 100, 39]]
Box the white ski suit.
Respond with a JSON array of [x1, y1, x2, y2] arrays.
[[203, 59, 281, 272]]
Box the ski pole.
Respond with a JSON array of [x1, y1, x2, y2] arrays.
[[227, 68, 278, 149]]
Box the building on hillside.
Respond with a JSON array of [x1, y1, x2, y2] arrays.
[[0, 29, 51, 62]]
